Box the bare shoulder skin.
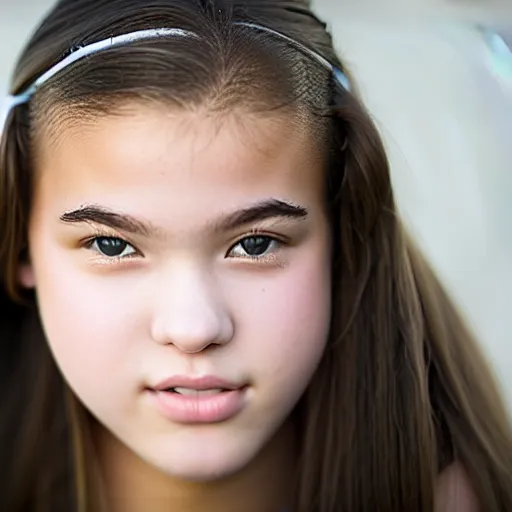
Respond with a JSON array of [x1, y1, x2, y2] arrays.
[[436, 463, 480, 512]]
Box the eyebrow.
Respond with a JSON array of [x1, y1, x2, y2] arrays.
[[59, 199, 308, 236], [213, 199, 308, 232], [60, 205, 157, 236]]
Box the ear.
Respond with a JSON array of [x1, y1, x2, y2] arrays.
[[18, 261, 36, 289]]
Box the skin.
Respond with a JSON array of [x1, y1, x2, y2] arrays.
[[436, 463, 480, 512], [21, 105, 332, 512]]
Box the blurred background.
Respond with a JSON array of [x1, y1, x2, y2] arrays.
[[1, 0, 511, 405]]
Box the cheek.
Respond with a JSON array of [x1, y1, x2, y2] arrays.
[[232, 237, 332, 389], [30, 240, 145, 394]]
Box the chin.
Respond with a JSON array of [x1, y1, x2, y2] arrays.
[[152, 451, 255, 483], [141, 434, 264, 482]]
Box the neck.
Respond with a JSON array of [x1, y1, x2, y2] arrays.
[[93, 420, 296, 512]]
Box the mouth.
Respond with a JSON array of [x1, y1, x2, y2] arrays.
[[147, 386, 248, 424], [151, 375, 242, 393], [163, 387, 232, 396], [146, 375, 248, 424]]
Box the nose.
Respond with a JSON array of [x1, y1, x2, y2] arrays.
[[150, 266, 234, 353]]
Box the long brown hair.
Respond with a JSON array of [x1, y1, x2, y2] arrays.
[[1, 1, 511, 511]]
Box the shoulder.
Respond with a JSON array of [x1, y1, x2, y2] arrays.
[[435, 462, 480, 512]]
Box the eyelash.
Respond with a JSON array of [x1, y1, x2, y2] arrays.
[[226, 231, 285, 263], [81, 234, 140, 265], [82, 229, 286, 265]]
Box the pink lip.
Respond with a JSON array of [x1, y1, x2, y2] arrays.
[[152, 375, 240, 392], [147, 375, 247, 424]]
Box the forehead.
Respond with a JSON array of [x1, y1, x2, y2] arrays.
[[32, 105, 327, 221]]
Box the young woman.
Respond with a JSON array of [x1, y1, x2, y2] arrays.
[[1, 1, 511, 511]]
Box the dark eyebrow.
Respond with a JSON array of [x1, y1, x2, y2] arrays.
[[212, 199, 308, 232], [60, 205, 156, 236], [59, 199, 308, 237]]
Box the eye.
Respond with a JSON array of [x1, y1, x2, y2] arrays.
[[90, 236, 137, 259], [227, 235, 279, 259]]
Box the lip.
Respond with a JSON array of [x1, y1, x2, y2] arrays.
[[152, 375, 241, 392], [147, 375, 248, 424]]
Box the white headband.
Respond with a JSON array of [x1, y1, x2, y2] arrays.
[[1, 22, 350, 131]]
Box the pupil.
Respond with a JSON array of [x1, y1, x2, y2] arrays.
[[97, 237, 126, 257], [241, 236, 270, 256]]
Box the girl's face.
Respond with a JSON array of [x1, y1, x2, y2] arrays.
[[23, 106, 332, 480]]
